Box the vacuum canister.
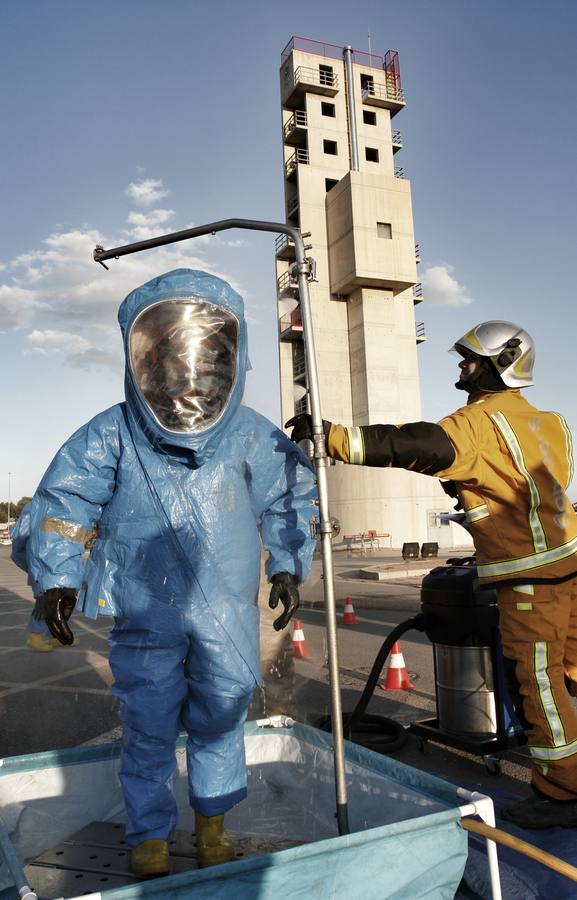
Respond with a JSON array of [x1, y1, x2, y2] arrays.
[[421, 564, 500, 739]]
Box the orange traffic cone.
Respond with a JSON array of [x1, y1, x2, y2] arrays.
[[341, 598, 358, 626], [382, 642, 414, 690], [292, 619, 309, 659]]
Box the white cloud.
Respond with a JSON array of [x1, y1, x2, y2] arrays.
[[26, 329, 91, 351], [421, 264, 474, 307], [0, 284, 38, 329], [127, 209, 175, 227], [124, 178, 169, 207], [0, 178, 247, 371], [126, 208, 177, 241]]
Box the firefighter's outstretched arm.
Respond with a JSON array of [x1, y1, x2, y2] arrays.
[[286, 413, 456, 475]]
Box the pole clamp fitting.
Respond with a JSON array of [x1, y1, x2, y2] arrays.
[[292, 257, 317, 282]]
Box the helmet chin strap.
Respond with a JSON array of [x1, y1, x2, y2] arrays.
[[455, 357, 507, 394]]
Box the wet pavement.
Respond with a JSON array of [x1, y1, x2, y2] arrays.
[[0, 544, 532, 802], [0, 547, 117, 756]]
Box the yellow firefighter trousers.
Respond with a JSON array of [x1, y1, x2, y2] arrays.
[[498, 579, 577, 800]]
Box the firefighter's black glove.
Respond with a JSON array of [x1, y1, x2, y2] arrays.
[[285, 414, 332, 445], [440, 479, 463, 512], [41, 587, 77, 646], [268, 572, 300, 632]]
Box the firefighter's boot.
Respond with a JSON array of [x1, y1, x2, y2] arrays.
[[195, 812, 235, 868], [130, 839, 170, 877]]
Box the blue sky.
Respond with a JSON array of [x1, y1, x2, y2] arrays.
[[2, 0, 576, 500]]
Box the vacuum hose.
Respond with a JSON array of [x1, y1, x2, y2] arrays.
[[319, 614, 427, 754]]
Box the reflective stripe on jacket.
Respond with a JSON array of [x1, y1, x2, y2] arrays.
[[436, 390, 577, 585]]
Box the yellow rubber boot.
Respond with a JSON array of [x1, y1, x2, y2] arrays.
[[26, 633, 54, 653], [130, 839, 170, 877], [196, 812, 235, 868]]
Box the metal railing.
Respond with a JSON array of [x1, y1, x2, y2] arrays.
[[294, 394, 308, 415], [277, 270, 298, 295], [281, 35, 385, 70], [293, 355, 306, 378], [279, 308, 303, 332], [293, 65, 338, 90], [275, 233, 295, 255], [362, 81, 405, 104], [416, 321, 426, 340], [285, 148, 310, 178], [286, 195, 300, 219], [392, 129, 403, 145], [415, 242, 421, 264], [283, 110, 308, 140], [394, 166, 405, 179], [413, 283, 423, 302]]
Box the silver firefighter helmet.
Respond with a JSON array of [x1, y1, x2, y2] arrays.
[[450, 320, 535, 388]]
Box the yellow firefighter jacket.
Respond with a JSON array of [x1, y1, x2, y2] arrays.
[[326, 390, 577, 586], [436, 390, 577, 585]]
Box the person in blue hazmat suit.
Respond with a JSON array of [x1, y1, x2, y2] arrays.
[[16, 269, 317, 877]]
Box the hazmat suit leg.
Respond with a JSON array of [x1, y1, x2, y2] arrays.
[[498, 580, 577, 801], [110, 597, 256, 845], [109, 603, 189, 846], [180, 604, 256, 815]]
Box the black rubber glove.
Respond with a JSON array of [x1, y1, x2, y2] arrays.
[[41, 587, 78, 646], [285, 414, 332, 445], [268, 572, 300, 632], [440, 479, 463, 512], [31, 597, 46, 621]]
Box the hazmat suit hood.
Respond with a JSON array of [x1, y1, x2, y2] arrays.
[[118, 269, 249, 464]]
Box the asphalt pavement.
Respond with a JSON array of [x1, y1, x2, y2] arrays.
[[0, 544, 532, 802]]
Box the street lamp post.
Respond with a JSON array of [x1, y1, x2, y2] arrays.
[[7, 471, 12, 530]]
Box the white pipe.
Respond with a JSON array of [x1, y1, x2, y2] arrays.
[[458, 788, 502, 900]]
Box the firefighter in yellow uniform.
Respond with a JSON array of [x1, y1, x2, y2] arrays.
[[288, 320, 577, 830]]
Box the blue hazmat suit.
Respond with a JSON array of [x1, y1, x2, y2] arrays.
[[15, 269, 317, 845]]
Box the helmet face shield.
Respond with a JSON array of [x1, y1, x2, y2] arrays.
[[129, 299, 239, 434]]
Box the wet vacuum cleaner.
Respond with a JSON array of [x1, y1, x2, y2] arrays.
[[409, 560, 526, 774]]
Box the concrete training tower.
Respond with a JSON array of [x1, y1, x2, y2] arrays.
[[275, 36, 465, 548]]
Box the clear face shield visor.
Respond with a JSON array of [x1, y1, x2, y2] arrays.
[[129, 299, 239, 434]]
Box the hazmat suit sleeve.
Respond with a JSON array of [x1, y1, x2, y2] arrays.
[[246, 414, 317, 584], [26, 410, 120, 593], [10, 502, 33, 572]]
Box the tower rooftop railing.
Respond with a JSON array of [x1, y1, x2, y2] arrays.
[[281, 35, 385, 70]]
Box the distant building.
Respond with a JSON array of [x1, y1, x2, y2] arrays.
[[275, 36, 471, 548]]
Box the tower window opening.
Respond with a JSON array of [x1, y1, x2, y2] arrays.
[[321, 101, 335, 117], [363, 110, 377, 126], [360, 73, 374, 92], [323, 139, 338, 156], [319, 64, 334, 86], [325, 178, 339, 192], [365, 147, 379, 163], [377, 222, 392, 239]]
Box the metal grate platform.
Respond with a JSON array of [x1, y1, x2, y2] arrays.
[[24, 821, 302, 898]]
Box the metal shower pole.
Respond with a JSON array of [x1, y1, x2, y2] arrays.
[[93, 218, 350, 835]]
